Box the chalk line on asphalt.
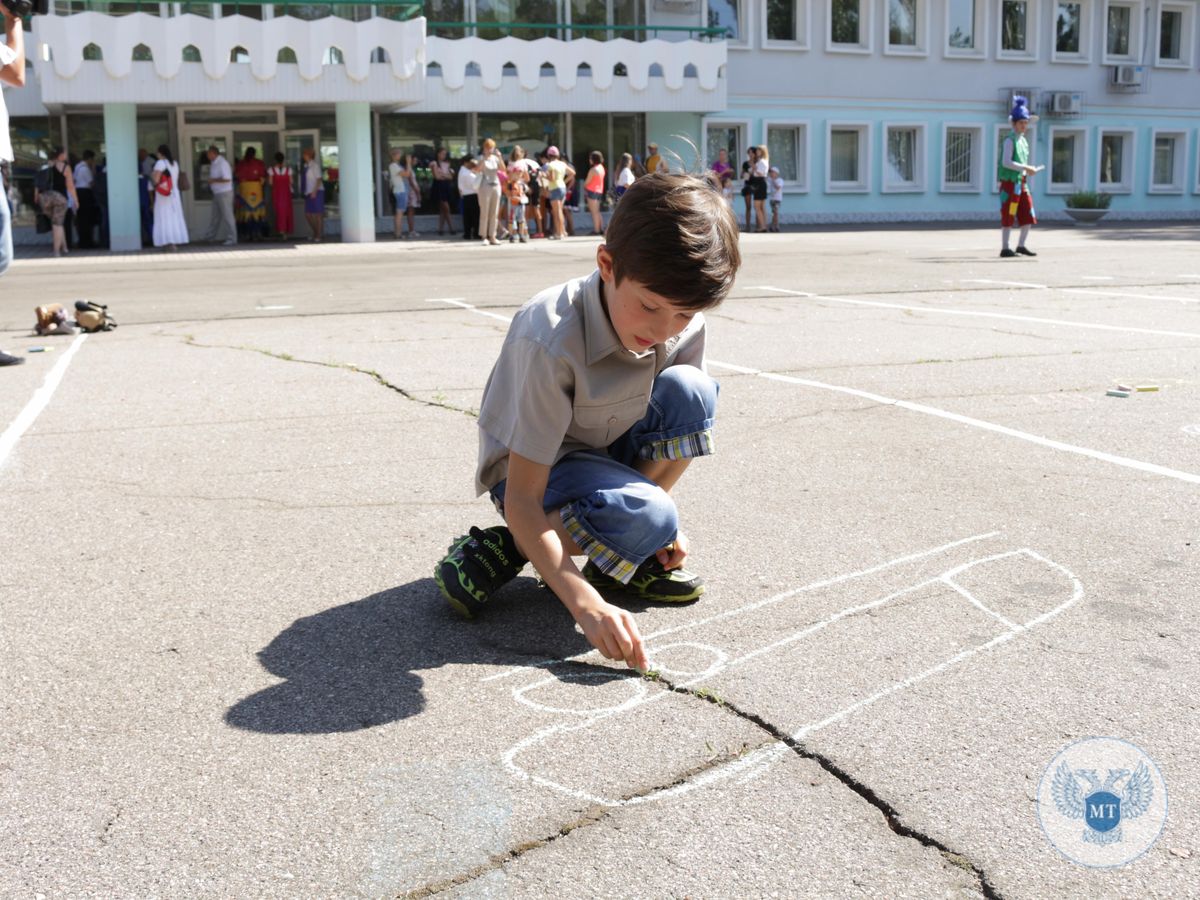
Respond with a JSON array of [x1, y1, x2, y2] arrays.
[[425, 297, 513, 323], [753, 285, 1200, 340], [0, 334, 88, 471]]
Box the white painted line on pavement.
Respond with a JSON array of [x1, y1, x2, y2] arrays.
[[962, 278, 1050, 289], [255, 305, 293, 310], [0, 334, 88, 471], [753, 285, 1200, 341], [708, 359, 1200, 485], [1080, 275, 1114, 280], [425, 297, 512, 322], [1061, 287, 1200, 304]]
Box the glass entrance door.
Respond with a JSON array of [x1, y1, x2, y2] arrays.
[[182, 130, 232, 237]]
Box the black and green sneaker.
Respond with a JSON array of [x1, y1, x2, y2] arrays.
[[435, 525, 528, 618], [581, 556, 705, 603]]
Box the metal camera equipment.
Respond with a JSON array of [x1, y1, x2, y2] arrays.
[[2, 0, 49, 18]]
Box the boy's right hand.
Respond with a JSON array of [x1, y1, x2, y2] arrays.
[[574, 597, 648, 671]]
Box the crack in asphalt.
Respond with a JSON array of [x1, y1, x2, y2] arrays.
[[181, 337, 479, 419], [407, 657, 1000, 898]]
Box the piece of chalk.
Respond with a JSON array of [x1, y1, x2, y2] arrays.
[[1106, 389, 1131, 398], [1115, 383, 1133, 392], [27, 347, 53, 353], [1136, 385, 1159, 392]]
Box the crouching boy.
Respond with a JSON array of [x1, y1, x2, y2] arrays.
[[435, 173, 742, 670]]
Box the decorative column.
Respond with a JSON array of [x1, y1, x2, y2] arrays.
[[335, 101, 375, 243], [102, 103, 140, 252]]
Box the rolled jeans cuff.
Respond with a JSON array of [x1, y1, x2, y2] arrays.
[[637, 428, 715, 462], [560, 505, 639, 585]]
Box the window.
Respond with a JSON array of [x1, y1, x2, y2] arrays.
[[708, 0, 746, 43], [705, 119, 751, 174], [945, 0, 985, 56], [1156, 3, 1194, 67], [999, 0, 1038, 57], [828, 0, 872, 50], [1052, 0, 1091, 60], [765, 0, 808, 46], [883, 124, 925, 191], [1150, 130, 1186, 193], [1097, 129, 1134, 192], [826, 123, 870, 191], [886, 0, 927, 53], [765, 121, 809, 189], [941, 124, 983, 192], [1104, 0, 1142, 61], [1048, 128, 1087, 192]]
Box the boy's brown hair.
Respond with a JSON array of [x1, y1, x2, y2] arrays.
[[604, 172, 741, 311]]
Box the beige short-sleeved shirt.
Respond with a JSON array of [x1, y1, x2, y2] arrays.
[[475, 269, 707, 495]]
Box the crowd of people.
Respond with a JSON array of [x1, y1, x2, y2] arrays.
[[15, 138, 788, 261]]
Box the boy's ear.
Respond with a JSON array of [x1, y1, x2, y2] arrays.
[[596, 244, 615, 283]]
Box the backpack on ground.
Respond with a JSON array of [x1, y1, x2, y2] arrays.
[[74, 300, 117, 333]]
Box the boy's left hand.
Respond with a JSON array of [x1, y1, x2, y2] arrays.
[[655, 532, 689, 570]]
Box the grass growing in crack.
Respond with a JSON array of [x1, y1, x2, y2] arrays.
[[691, 687, 726, 708]]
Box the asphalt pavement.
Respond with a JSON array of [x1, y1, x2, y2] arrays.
[[1, 224, 1197, 898]]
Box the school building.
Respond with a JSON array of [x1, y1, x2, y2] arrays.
[[5, 0, 1198, 246]]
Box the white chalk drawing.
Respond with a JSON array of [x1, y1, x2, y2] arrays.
[[1182, 424, 1200, 437], [492, 533, 1084, 807]]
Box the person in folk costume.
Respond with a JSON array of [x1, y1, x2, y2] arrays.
[[998, 96, 1043, 258]]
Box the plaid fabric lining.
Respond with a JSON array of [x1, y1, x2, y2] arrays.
[[638, 428, 715, 462], [561, 505, 639, 585]]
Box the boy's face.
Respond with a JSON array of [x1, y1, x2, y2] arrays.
[[1013, 119, 1029, 135], [597, 246, 697, 352]]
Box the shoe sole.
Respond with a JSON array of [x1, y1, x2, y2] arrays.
[[434, 563, 478, 619]]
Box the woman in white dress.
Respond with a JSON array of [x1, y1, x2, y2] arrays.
[[151, 144, 189, 251]]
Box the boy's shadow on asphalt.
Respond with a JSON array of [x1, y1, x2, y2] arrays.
[[225, 578, 596, 735]]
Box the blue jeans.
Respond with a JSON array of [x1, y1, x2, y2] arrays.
[[0, 168, 12, 277], [492, 365, 718, 584]]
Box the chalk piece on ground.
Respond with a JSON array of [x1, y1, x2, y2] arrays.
[[1136, 385, 1160, 392], [1116, 383, 1133, 392], [27, 347, 53, 353], [1106, 390, 1131, 398]]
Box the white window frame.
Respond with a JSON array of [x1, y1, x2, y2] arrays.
[[881, 123, 926, 191], [1154, 1, 1195, 67], [992, 123, 1038, 192], [998, 0, 1040, 59], [940, 123, 984, 192], [705, 0, 753, 48], [762, 0, 811, 48], [1047, 126, 1088, 193], [1149, 129, 1187, 193], [1050, 0, 1093, 62], [826, 122, 871, 192], [826, 0, 875, 52], [702, 117, 754, 173], [884, 0, 930, 54], [944, 0, 987, 57], [1096, 127, 1135, 193], [763, 119, 811, 191], [1102, 0, 1143, 63]]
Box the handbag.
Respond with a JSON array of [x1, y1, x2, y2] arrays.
[[36, 212, 51, 234], [155, 172, 174, 196], [178, 170, 191, 192]]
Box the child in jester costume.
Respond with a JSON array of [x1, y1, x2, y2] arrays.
[[998, 96, 1043, 258]]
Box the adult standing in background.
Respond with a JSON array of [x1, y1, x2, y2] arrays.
[[543, 145, 574, 240], [709, 147, 732, 190], [36, 148, 78, 258], [73, 149, 98, 248], [150, 144, 188, 251], [202, 145, 236, 245], [457, 154, 480, 240], [750, 145, 769, 233], [430, 147, 456, 235], [234, 147, 268, 242], [644, 142, 667, 174], [388, 148, 419, 239], [301, 147, 324, 242], [740, 147, 755, 230], [138, 147, 155, 180], [583, 150, 605, 236], [1, 5, 25, 365], [476, 138, 502, 246], [268, 151, 294, 240], [614, 152, 635, 201]]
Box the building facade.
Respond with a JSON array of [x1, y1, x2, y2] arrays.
[[4, 0, 1198, 247]]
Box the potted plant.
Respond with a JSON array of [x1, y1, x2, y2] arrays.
[[1063, 191, 1112, 225]]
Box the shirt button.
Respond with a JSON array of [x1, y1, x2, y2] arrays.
[[608, 416, 618, 424]]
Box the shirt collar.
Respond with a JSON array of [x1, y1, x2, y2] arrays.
[[583, 269, 624, 365]]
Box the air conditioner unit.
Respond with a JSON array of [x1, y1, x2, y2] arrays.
[[1051, 91, 1083, 114], [1113, 65, 1144, 86]]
